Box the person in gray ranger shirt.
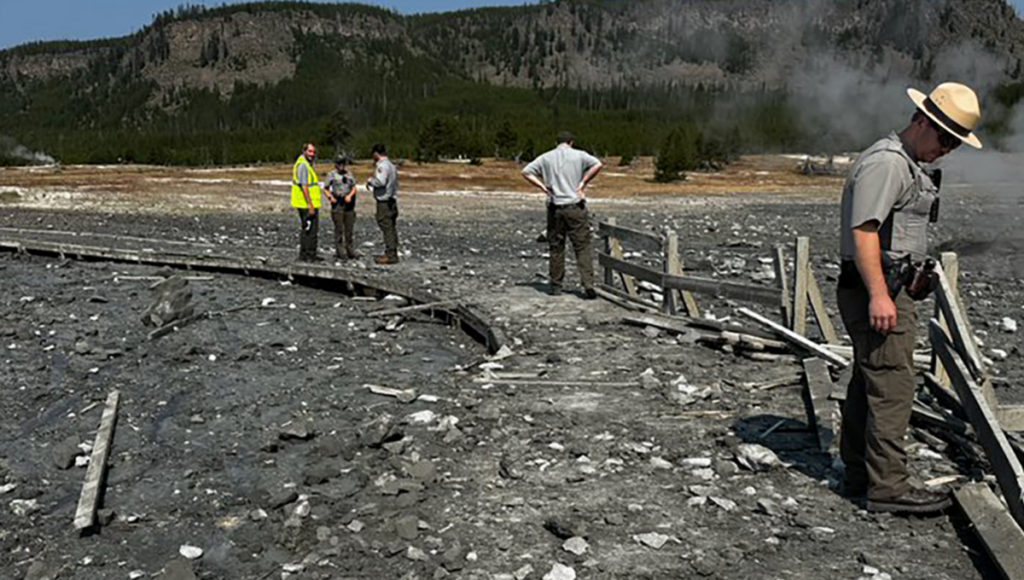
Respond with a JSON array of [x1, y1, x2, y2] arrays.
[[522, 131, 604, 299], [324, 155, 360, 260], [836, 82, 982, 516], [366, 143, 400, 265]]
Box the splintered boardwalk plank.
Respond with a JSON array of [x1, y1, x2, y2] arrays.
[[738, 307, 849, 368], [932, 320, 1024, 532], [802, 358, 835, 453], [955, 483, 1024, 580], [74, 390, 120, 531]]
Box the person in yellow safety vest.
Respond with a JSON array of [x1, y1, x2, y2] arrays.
[[292, 142, 335, 262]]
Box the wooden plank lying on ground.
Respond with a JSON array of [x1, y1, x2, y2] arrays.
[[802, 358, 836, 453], [935, 263, 986, 379], [595, 284, 660, 313], [596, 221, 664, 254], [738, 307, 850, 368], [661, 273, 783, 307], [74, 390, 120, 531], [792, 237, 811, 335], [597, 252, 664, 287], [932, 319, 1024, 531], [620, 310, 778, 341], [955, 483, 1024, 580], [368, 300, 456, 318]]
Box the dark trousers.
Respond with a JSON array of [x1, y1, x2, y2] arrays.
[[297, 208, 319, 260], [376, 199, 399, 260], [331, 205, 357, 258], [547, 202, 595, 290], [837, 283, 918, 500]]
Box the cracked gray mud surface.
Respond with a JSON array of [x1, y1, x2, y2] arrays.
[[0, 176, 1021, 579]]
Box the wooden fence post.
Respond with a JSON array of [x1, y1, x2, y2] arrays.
[[773, 246, 792, 328], [606, 218, 638, 298], [933, 252, 959, 388], [662, 229, 701, 318], [792, 237, 811, 335]]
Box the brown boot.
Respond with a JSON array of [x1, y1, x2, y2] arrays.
[[866, 488, 951, 515], [374, 255, 399, 265]]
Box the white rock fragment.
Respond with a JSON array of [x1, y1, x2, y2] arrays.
[[650, 457, 673, 470], [347, 520, 365, 533], [562, 536, 589, 555], [634, 532, 670, 550], [543, 563, 577, 580], [681, 457, 712, 468], [129, 571, 145, 579], [735, 443, 783, 471], [0, 483, 16, 495], [10, 499, 39, 516], [514, 565, 535, 580], [991, 348, 1009, 361], [179, 545, 204, 560], [407, 410, 437, 425], [710, 497, 737, 511], [1003, 317, 1018, 333]]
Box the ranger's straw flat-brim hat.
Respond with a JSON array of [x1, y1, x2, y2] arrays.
[[907, 82, 983, 149]]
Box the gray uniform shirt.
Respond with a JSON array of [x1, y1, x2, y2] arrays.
[[368, 157, 399, 202], [523, 144, 601, 206], [325, 170, 357, 209], [839, 132, 938, 262]]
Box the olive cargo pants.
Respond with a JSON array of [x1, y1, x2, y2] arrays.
[[547, 202, 595, 291], [837, 283, 918, 500]]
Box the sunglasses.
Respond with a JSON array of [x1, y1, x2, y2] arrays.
[[928, 118, 961, 151]]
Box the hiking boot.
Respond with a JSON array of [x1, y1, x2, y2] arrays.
[[549, 285, 563, 296], [347, 250, 363, 259], [583, 287, 598, 300], [375, 255, 399, 265], [867, 488, 952, 515]]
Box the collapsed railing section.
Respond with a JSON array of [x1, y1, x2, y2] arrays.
[[596, 220, 1024, 575]]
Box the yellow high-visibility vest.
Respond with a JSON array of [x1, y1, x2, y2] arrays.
[[291, 155, 321, 209]]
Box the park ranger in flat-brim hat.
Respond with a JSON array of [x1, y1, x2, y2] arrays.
[[835, 81, 983, 517], [907, 82, 983, 149]]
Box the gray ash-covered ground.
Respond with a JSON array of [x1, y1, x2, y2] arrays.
[[1, 173, 1023, 580]]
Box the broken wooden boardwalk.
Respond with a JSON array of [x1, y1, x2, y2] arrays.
[[0, 233, 504, 354]]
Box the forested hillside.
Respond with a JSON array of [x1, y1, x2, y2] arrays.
[[1, 0, 1023, 166]]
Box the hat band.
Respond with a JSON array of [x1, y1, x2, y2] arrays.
[[923, 97, 971, 138]]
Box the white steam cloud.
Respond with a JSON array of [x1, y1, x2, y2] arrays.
[[0, 136, 56, 165]]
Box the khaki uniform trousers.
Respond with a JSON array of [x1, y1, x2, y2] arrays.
[[837, 284, 918, 500], [331, 204, 357, 258], [547, 202, 595, 290]]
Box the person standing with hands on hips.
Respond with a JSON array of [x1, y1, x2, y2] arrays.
[[367, 143, 400, 265], [291, 142, 327, 263], [522, 131, 604, 299], [837, 82, 982, 515]]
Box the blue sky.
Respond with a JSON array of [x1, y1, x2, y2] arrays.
[[2, 0, 1022, 50], [0, 0, 540, 50]]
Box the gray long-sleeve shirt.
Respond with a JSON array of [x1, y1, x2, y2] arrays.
[[368, 157, 399, 202], [523, 144, 601, 206]]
